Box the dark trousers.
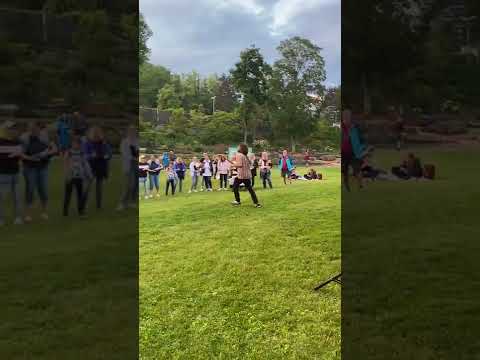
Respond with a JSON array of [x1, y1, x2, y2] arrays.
[[64, 178, 85, 216], [203, 176, 212, 189], [166, 179, 176, 195], [85, 177, 104, 209], [261, 171, 273, 188], [233, 178, 259, 204], [220, 174, 228, 188]]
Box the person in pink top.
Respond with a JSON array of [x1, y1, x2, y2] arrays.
[[216, 154, 230, 191]]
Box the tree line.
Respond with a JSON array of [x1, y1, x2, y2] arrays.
[[139, 16, 340, 152]]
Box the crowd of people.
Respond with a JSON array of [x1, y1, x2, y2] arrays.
[[0, 111, 140, 225]]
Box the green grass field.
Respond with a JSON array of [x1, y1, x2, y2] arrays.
[[0, 159, 138, 359], [343, 146, 480, 359], [140, 167, 341, 359]]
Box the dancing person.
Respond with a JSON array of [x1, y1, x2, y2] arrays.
[[279, 149, 294, 185], [56, 112, 71, 156], [63, 136, 92, 217], [83, 126, 112, 210], [0, 121, 24, 225], [118, 126, 139, 210], [259, 151, 273, 189], [230, 144, 261, 208], [22, 121, 57, 222], [162, 152, 170, 169], [174, 157, 186, 193], [138, 155, 150, 199], [189, 156, 200, 193], [148, 155, 162, 198], [165, 165, 176, 196], [217, 154, 230, 191]]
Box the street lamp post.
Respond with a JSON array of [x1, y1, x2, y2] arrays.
[[211, 96, 216, 114]]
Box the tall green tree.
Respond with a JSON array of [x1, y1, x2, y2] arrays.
[[270, 36, 326, 151], [230, 46, 271, 143], [157, 84, 182, 109], [139, 63, 171, 107], [139, 13, 152, 65]]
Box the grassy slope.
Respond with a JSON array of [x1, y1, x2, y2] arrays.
[[140, 167, 341, 359], [0, 159, 138, 360], [343, 147, 480, 360]]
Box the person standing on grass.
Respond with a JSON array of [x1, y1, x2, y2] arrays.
[[174, 157, 186, 193], [230, 144, 261, 208], [259, 151, 273, 189], [0, 121, 24, 226], [83, 126, 112, 210], [63, 136, 92, 217], [148, 155, 162, 198], [249, 153, 259, 187], [118, 126, 139, 210], [165, 165, 176, 196], [202, 152, 213, 192], [22, 121, 57, 222], [279, 149, 294, 185], [162, 152, 170, 169], [138, 155, 150, 199], [217, 154, 230, 191], [189, 156, 200, 193], [341, 109, 365, 191], [56, 112, 71, 156]]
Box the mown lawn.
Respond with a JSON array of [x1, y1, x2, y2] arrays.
[[140, 167, 341, 359], [342, 147, 480, 360], [0, 159, 138, 359]]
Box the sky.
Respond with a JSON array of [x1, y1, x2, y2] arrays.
[[140, 0, 340, 86]]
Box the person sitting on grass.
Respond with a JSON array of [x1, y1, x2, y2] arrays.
[[63, 136, 92, 217], [391, 153, 423, 180], [165, 165, 176, 196], [138, 155, 150, 199], [229, 144, 261, 208], [279, 149, 294, 185], [304, 168, 321, 180]]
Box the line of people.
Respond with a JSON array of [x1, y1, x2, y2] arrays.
[[137, 150, 279, 199]]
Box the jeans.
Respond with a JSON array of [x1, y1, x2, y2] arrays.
[[63, 178, 85, 216], [191, 175, 198, 191], [203, 176, 212, 190], [24, 166, 49, 207], [166, 179, 176, 195], [149, 174, 159, 191], [261, 170, 273, 189], [233, 178, 259, 204], [0, 174, 22, 222], [120, 168, 138, 207], [177, 178, 183, 192], [139, 177, 149, 197], [219, 174, 228, 188]]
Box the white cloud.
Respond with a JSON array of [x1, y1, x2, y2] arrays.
[[270, 0, 337, 35], [207, 0, 265, 16]]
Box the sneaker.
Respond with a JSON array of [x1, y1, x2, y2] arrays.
[[231, 201, 241, 206], [255, 204, 262, 208], [217, 188, 222, 191], [41, 213, 49, 221], [200, 188, 204, 192], [14, 217, 24, 225], [188, 190, 192, 194], [144, 196, 149, 200], [116, 204, 126, 211], [128, 203, 138, 209], [24, 215, 33, 223], [193, 190, 198, 193], [208, 188, 213, 192]]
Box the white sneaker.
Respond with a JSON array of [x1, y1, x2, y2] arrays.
[[188, 190, 192, 194], [200, 188, 204, 192], [231, 201, 241, 206], [41, 213, 49, 220], [14, 217, 24, 225], [24, 215, 33, 223], [194, 190, 198, 193]]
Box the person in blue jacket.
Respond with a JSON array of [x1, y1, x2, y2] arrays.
[[279, 149, 295, 185], [56, 113, 71, 155], [162, 152, 170, 169]]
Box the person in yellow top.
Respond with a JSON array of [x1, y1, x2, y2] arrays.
[[228, 144, 261, 208]]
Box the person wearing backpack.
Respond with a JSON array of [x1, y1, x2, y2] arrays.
[[22, 122, 57, 222]]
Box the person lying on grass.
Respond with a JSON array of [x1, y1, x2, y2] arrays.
[[227, 144, 261, 208]]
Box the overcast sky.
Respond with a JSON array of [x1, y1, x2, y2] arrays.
[[140, 0, 340, 86]]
